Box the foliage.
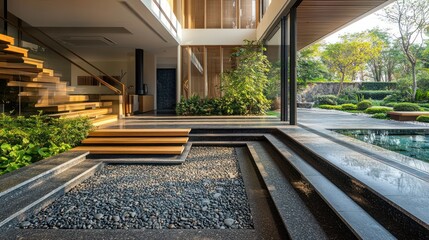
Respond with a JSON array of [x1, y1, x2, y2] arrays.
[[360, 82, 397, 90], [371, 113, 390, 119], [0, 113, 92, 175], [383, 0, 429, 100], [337, 88, 363, 104], [356, 90, 395, 100], [322, 34, 380, 95], [298, 44, 332, 83], [416, 115, 429, 122], [221, 40, 271, 115], [393, 102, 422, 111], [365, 106, 393, 114], [357, 100, 373, 110], [341, 104, 357, 110], [318, 105, 342, 110], [266, 61, 281, 100], [315, 95, 338, 105]]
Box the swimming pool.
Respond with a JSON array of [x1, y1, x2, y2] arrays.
[[333, 129, 429, 162]]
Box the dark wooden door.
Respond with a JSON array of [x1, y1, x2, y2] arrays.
[[157, 69, 177, 114]]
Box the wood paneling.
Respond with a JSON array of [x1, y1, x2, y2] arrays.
[[297, 0, 389, 49]]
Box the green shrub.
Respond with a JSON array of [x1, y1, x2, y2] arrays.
[[356, 90, 396, 100], [315, 95, 338, 105], [416, 115, 429, 122], [364, 106, 393, 114], [393, 102, 422, 111], [383, 102, 398, 107], [360, 82, 397, 90], [0, 113, 92, 175], [356, 100, 373, 110], [371, 113, 390, 119], [319, 105, 342, 110], [341, 103, 357, 110]]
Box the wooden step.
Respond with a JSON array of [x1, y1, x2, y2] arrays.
[[48, 108, 112, 118], [0, 62, 39, 71], [32, 76, 60, 83], [36, 101, 110, 112], [90, 114, 118, 127], [0, 34, 14, 45], [0, 69, 39, 77], [36, 95, 90, 106], [0, 44, 28, 57], [0, 53, 25, 63], [82, 137, 189, 145], [88, 128, 191, 137], [42, 68, 54, 76], [70, 146, 185, 155], [22, 57, 43, 68], [7, 80, 66, 89]]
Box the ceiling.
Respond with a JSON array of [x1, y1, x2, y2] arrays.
[[297, 0, 392, 49], [8, 0, 180, 61]]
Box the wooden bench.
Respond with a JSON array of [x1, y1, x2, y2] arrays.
[[387, 111, 429, 121]]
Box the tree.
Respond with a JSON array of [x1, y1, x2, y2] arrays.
[[383, 0, 429, 100], [221, 40, 271, 115], [322, 36, 374, 95], [297, 43, 331, 82]]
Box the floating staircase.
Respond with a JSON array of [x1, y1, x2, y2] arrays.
[[71, 128, 191, 158], [0, 33, 118, 126]]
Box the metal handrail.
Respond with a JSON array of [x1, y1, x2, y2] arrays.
[[0, 16, 129, 115]]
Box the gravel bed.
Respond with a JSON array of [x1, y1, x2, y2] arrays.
[[19, 147, 254, 230]]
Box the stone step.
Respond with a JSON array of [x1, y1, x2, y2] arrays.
[[263, 134, 395, 239], [0, 155, 100, 228]]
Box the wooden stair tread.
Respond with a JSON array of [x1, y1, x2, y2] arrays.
[[89, 128, 191, 137], [70, 146, 185, 155], [82, 137, 189, 145], [32, 76, 60, 83], [36, 101, 112, 112], [48, 108, 112, 118], [0, 62, 39, 69], [0, 34, 14, 45], [42, 68, 54, 76], [0, 69, 39, 77], [0, 44, 28, 57], [90, 114, 118, 127], [22, 57, 44, 68]]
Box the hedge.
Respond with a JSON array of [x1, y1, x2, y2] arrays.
[[356, 90, 396, 100], [319, 105, 342, 110], [371, 113, 390, 119], [356, 100, 372, 110], [315, 95, 337, 105], [416, 115, 429, 123], [341, 104, 357, 110], [360, 82, 397, 90], [365, 106, 393, 114], [393, 103, 422, 111]]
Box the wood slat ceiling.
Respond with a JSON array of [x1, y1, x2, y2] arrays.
[[297, 0, 389, 49]]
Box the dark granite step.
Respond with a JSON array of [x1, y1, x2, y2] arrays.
[[0, 160, 102, 229], [264, 134, 395, 240]]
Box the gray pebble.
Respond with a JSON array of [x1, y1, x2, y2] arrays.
[[94, 213, 103, 220], [224, 218, 235, 227]]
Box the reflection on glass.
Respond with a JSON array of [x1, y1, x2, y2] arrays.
[[264, 24, 281, 112]]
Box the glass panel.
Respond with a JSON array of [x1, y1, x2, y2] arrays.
[[223, 0, 237, 28], [206, 47, 221, 98], [265, 24, 281, 113], [240, 0, 256, 29], [206, 0, 221, 28]]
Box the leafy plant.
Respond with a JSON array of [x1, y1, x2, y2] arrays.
[[356, 90, 395, 100], [315, 95, 338, 105], [318, 105, 342, 110], [371, 113, 390, 119], [393, 102, 422, 111], [221, 40, 271, 115], [416, 115, 429, 122], [0, 113, 92, 175], [357, 100, 373, 110], [341, 104, 357, 110], [365, 106, 393, 114]]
